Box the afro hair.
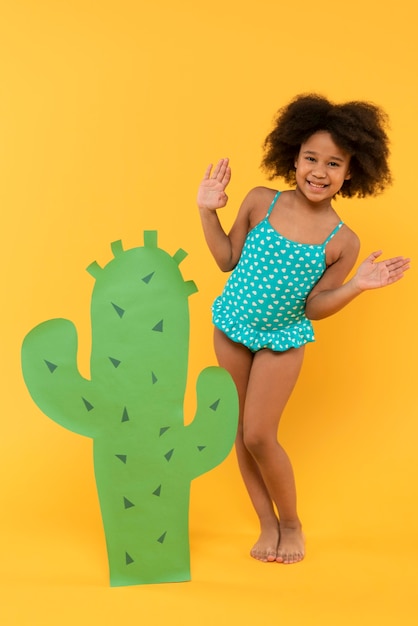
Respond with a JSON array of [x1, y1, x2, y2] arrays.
[[261, 94, 392, 198]]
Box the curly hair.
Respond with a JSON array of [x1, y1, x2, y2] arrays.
[[261, 94, 392, 198]]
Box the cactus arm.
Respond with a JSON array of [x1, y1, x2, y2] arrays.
[[183, 366, 238, 478], [21, 318, 99, 438]]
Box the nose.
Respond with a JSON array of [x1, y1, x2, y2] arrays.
[[311, 163, 326, 178]]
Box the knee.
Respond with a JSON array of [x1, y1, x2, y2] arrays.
[[242, 428, 271, 460]]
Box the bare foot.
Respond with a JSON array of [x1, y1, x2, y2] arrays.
[[250, 521, 280, 562], [276, 524, 305, 564]]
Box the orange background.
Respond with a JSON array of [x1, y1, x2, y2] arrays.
[[1, 1, 417, 624]]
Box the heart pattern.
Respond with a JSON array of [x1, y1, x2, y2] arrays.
[[212, 191, 343, 352]]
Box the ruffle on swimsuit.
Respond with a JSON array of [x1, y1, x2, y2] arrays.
[[212, 191, 343, 352]]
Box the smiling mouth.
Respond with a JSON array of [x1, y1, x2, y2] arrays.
[[307, 181, 328, 188]]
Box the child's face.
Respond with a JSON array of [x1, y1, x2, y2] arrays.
[[294, 131, 351, 201]]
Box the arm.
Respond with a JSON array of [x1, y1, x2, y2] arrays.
[[197, 159, 253, 271], [306, 248, 410, 321]]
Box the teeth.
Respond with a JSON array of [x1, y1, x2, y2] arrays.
[[309, 182, 325, 188]]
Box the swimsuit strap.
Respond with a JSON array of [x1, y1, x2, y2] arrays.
[[266, 192, 343, 246], [322, 221, 344, 246], [266, 191, 281, 217]]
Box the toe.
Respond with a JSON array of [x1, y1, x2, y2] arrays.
[[251, 548, 266, 562], [266, 550, 277, 562]]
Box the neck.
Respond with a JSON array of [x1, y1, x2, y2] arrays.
[[293, 186, 335, 214]]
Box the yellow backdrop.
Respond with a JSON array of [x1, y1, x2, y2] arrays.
[[1, 1, 417, 624]]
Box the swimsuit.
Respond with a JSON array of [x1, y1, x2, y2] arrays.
[[212, 191, 343, 352]]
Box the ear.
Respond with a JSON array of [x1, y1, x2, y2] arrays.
[[344, 170, 351, 180]]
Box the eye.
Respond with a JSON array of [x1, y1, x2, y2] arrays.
[[329, 161, 340, 167], [305, 156, 315, 162]]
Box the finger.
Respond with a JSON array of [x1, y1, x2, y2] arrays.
[[385, 257, 411, 273], [388, 256, 411, 267], [217, 159, 231, 186], [217, 192, 229, 208], [368, 250, 383, 262], [223, 163, 231, 185], [386, 259, 410, 283], [210, 159, 223, 178], [202, 163, 213, 180], [211, 158, 229, 180]]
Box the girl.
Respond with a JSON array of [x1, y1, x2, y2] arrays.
[[197, 94, 410, 565]]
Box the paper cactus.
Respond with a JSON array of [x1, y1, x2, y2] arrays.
[[21, 231, 238, 586]]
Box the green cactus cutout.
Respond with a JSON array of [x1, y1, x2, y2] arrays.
[[21, 231, 238, 586]]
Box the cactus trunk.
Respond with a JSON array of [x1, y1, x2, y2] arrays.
[[95, 444, 192, 585]]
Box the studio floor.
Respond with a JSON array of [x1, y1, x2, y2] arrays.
[[2, 501, 417, 625]]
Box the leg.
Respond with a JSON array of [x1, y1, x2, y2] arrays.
[[243, 347, 305, 564], [214, 329, 279, 560], [214, 329, 281, 562]]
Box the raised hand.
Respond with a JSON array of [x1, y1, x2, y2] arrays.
[[197, 158, 231, 211], [355, 251, 411, 290]]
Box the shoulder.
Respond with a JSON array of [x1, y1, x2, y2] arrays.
[[339, 223, 360, 252], [326, 222, 360, 267], [239, 186, 279, 226], [243, 186, 278, 204]]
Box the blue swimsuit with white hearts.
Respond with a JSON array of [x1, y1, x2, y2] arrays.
[[212, 191, 343, 352]]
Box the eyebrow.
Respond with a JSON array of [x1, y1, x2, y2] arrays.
[[303, 150, 346, 162]]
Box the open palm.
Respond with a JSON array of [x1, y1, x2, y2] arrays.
[[197, 158, 231, 210], [355, 251, 410, 290]]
